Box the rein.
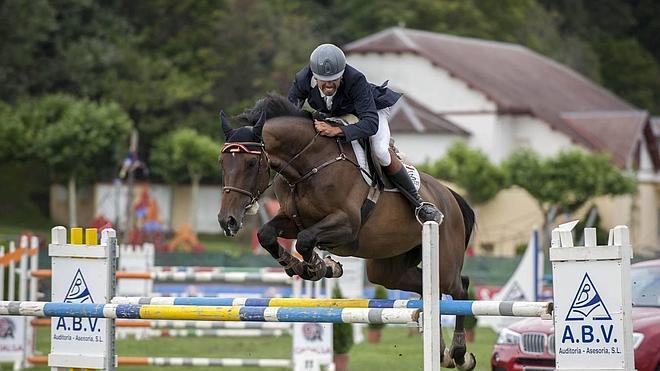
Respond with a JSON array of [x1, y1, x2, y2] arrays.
[[221, 130, 371, 230]]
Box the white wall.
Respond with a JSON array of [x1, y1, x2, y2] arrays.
[[392, 134, 456, 164], [95, 183, 173, 231], [509, 115, 575, 158], [348, 53, 496, 112], [94, 183, 224, 234], [196, 186, 222, 233]]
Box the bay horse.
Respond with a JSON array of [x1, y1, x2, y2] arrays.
[[217, 94, 476, 370]]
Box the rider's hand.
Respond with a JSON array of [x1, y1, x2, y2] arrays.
[[314, 120, 343, 137]]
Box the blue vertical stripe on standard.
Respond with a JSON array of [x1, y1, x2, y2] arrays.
[[44, 303, 106, 318], [239, 307, 267, 321], [244, 298, 271, 307], [276, 307, 343, 323], [440, 300, 474, 316], [116, 304, 142, 319], [173, 298, 234, 306]]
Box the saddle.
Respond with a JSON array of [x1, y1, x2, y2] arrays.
[[323, 113, 415, 225]]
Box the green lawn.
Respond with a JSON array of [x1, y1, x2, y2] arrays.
[[2, 326, 497, 371]]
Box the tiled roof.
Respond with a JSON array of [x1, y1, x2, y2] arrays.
[[560, 111, 648, 167], [390, 96, 470, 136], [345, 27, 657, 168]]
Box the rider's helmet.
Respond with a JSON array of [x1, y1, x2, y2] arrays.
[[309, 44, 346, 81]]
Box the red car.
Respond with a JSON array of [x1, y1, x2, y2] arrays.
[[491, 259, 660, 371]]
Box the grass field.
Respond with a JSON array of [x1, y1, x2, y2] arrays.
[[1, 326, 497, 371]]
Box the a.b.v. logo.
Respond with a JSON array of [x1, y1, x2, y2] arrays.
[[566, 273, 611, 321], [55, 269, 102, 334], [64, 269, 94, 303], [560, 273, 618, 348], [0, 318, 16, 338]]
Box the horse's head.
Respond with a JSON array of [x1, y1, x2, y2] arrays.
[[217, 111, 270, 236]]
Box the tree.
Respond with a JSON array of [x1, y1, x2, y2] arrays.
[[150, 128, 219, 232], [0, 102, 28, 161], [502, 148, 637, 245], [421, 141, 506, 204], [23, 95, 133, 227]]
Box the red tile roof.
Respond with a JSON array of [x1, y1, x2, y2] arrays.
[[560, 111, 647, 167], [345, 27, 657, 169]]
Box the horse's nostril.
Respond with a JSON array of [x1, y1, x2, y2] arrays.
[[227, 216, 237, 228]]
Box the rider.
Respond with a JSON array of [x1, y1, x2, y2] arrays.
[[288, 43, 442, 224]]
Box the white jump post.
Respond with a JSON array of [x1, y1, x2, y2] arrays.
[[422, 221, 440, 371], [550, 221, 634, 371], [48, 227, 118, 371]]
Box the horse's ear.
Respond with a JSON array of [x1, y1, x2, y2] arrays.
[[252, 111, 266, 139], [219, 111, 234, 140]]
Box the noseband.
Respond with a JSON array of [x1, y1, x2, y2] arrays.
[[220, 142, 269, 209]]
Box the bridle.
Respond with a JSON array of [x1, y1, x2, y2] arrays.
[[220, 131, 370, 229], [220, 142, 269, 210]]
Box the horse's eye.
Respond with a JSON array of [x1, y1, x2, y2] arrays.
[[246, 159, 257, 168]]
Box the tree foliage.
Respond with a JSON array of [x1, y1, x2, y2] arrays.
[[503, 149, 637, 214], [150, 128, 219, 184], [421, 141, 505, 204], [0, 0, 657, 184], [23, 94, 133, 184]]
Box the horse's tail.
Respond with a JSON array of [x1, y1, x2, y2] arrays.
[[448, 188, 475, 249]]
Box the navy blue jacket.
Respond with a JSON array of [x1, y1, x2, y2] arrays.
[[287, 65, 402, 142]]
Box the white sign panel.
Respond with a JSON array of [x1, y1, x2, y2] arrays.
[[553, 260, 627, 369], [292, 322, 333, 371], [0, 316, 26, 364], [51, 256, 110, 368]]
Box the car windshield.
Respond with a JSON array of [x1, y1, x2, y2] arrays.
[[631, 265, 660, 307]]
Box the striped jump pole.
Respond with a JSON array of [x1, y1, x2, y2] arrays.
[[0, 301, 420, 325], [31, 318, 292, 330], [141, 328, 287, 338], [154, 266, 285, 274], [31, 269, 292, 283], [110, 296, 553, 317], [28, 356, 292, 368]]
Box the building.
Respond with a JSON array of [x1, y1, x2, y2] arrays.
[[345, 27, 659, 255]]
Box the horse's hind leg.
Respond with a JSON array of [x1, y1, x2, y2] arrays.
[[366, 251, 454, 368], [448, 275, 476, 371]]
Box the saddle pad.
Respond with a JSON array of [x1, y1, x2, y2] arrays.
[[350, 140, 421, 192]]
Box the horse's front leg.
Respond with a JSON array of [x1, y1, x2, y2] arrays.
[[257, 213, 306, 277], [295, 212, 354, 281]]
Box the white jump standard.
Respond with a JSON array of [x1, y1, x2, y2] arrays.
[[0, 221, 636, 370]]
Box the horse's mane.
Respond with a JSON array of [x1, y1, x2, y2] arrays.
[[237, 93, 311, 125]]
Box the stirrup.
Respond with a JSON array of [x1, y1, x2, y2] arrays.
[[415, 202, 445, 225]]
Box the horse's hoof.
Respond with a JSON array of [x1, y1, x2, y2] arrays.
[[450, 344, 467, 366], [298, 255, 326, 281], [284, 267, 296, 277], [323, 256, 343, 278], [441, 348, 456, 368], [455, 352, 476, 371]]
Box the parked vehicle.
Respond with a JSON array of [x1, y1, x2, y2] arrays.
[[491, 259, 660, 371]]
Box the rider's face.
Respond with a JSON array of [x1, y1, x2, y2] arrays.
[[316, 78, 341, 96]]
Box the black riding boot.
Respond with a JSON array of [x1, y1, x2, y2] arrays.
[[389, 166, 444, 224]]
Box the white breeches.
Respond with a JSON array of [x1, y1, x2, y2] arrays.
[[371, 107, 392, 166]]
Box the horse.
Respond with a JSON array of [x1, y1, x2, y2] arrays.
[[217, 94, 476, 370]]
